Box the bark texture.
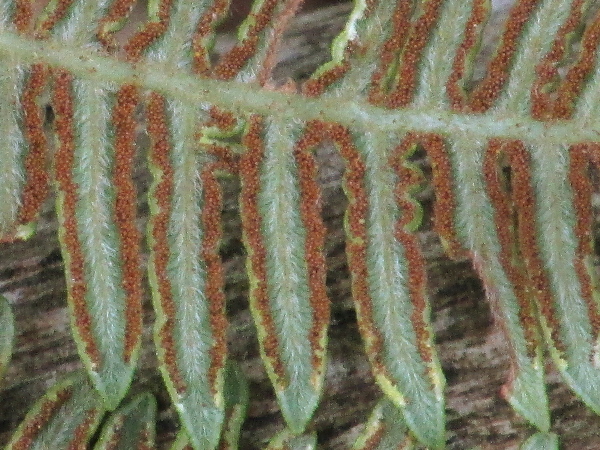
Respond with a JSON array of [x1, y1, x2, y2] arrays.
[[1, 3, 600, 449]]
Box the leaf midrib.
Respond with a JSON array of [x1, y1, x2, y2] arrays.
[[1, 30, 598, 144]]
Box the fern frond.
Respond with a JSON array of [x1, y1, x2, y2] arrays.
[[452, 135, 549, 430], [0, 5, 50, 242], [93, 392, 157, 450], [146, 92, 228, 449], [170, 361, 249, 450], [6, 371, 105, 449], [2, 0, 600, 446], [0, 295, 13, 382], [214, 0, 303, 83], [266, 429, 317, 450], [218, 362, 249, 450], [353, 398, 415, 450], [527, 142, 600, 412], [137, 3, 235, 447], [496, 0, 585, 115], [520, 432, 559, 450], [53, 69, 142, 409], [34, 0, 145, 410], [333, 122, 444, 447], [239, 116, 329, 432]]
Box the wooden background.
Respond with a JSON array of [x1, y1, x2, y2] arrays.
[[1, 2, 600, 448]]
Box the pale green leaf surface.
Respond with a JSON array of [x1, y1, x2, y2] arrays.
[[94, 393, 157, 450], [145, 0, 212, 70], [170, 431, 193, 450], [0, 62, 27, 238], [143, 10, 228, 449], [348, 132, 445, 447], [219, 361, 249, 449], [332, 0, 399, 96], [1, 0, 600, 447], [6, 371, 105, 450], [353, 398, 414, 450], [56, 78, 138, 409], [252, 118, 326, 432], [41, 0, 113, 44], [415, 1, 480, 108], [0, 294, 14, 381], [2, 30, 600, 144], [147, 98, 224, 450], [448, 134, 549, 431], [575, 21, 600, 123], [170, 361, 249, 450], [498, 0, 583, 115], [0, 1, 11, 28], [520, 432, 559, 450], [529, 142, 600, 414], [229, 0, 299, 82]]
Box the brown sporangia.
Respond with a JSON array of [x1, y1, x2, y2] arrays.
[[7, 0, 600, 446], [532, 3, 600, 120], [136, 429, 154, 450], [101, 416, 124, 450], [124, 0, 175, 62], [15, 63, 50, 234], [568, 144, 600, 350], [97, 0, 138, 51], [205, 143, 241, 173], [214, 0, 279, 80], [502, 140, 565, 354], [367, 0, 413, 106], [207, 106, 239, 133], [146, 92, 187, 393], [192, 0, 231, 76], [390, 134, 436, 375], [256, 0, 305, 85], [14, 0, 33, 34], [460, 0, 541, 113], [35, 0, 76, 39], [239, 115, 287, 386], [53, 69, 102, 369], [321, 121, 389, 382], [385, 0, 445, 108], [292, 121, 331, 384], [96, 412, 154, 450], [200, 163, 229, 398], [419, 134, 468, 260], [301, 45, 353, 97], [483, 140, 539, 358], [360, 425, 386, 450], [65, 407, 102, 450], [0, 6, 52, 243], [446, 0, 489, 109], [112, 84, 143, 363], [10, 386, 73, 450]]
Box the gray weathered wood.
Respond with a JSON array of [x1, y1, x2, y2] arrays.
[[0, 3, 599, 449]]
